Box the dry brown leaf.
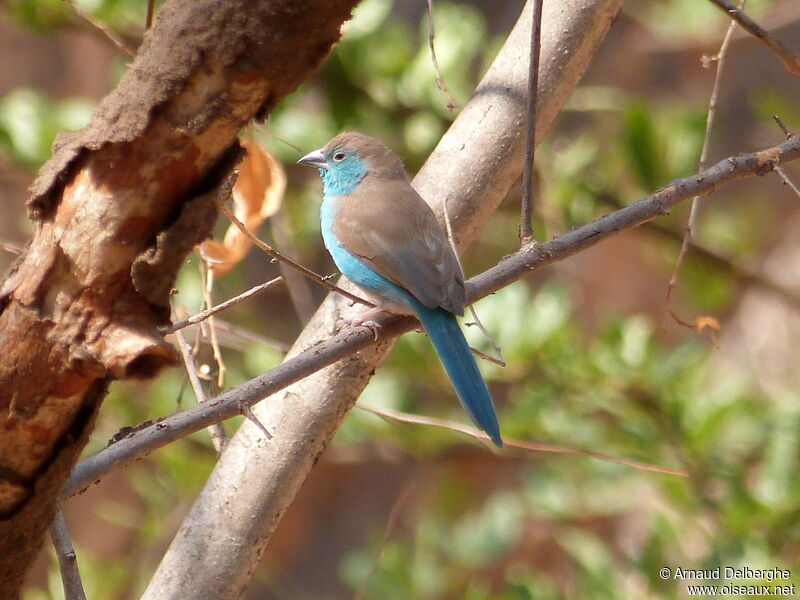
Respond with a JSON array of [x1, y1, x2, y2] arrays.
[[670, 310, 722, 349], [200, 139, 286, 276], [695, 315, 722, 349]]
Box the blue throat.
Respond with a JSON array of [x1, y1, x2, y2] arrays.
[[319, 156, 368, 196]]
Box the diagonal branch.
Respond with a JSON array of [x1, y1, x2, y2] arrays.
[[707, 0, 800, 75], [63, 134, 800, 501], [357, 404, 689, 477]]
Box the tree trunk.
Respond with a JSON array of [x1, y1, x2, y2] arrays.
[[0, 0, 359, 596]]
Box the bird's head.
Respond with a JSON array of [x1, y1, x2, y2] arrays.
[[298, 132, 406, 195]]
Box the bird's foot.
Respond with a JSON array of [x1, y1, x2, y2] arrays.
[[353, 307, 391, 341], [358, 319, 381, 341]]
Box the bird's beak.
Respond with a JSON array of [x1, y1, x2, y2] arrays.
[[297, 148, 328, 170]]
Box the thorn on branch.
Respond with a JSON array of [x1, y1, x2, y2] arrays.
[[239, 401, 272, 440], [772, 114, 794, 139]]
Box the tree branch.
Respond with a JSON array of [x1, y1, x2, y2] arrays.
[[50, 512, 87, 600], [64, 134, 800, 501], [707, 0, 800, 75]]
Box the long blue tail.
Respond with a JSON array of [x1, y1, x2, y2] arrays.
[[415, 305, 503, 447]]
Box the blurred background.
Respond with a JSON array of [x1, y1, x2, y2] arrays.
[[3, 0, 800, 597]]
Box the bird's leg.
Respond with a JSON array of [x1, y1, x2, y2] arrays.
[[353, 306, 393, 341]]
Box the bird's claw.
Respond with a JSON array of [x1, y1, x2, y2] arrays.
[[359, 319, 381, 341]]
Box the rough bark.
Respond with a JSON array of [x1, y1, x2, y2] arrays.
[[140, 1, 625, 599], [0, 0, 358, 596]]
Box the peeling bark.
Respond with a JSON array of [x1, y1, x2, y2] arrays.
[[0, 0, 358, 595]]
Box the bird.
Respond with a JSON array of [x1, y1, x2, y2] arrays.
[[298, 132, 503, 447]]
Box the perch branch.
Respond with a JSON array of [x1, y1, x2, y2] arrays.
[[63, 134, 800, 499]]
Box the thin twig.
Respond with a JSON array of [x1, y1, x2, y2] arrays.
[[358, 404, 688, 477], [465, 306, 505, 367], [174, 324, 228, 455], [425, 0, 459, 111], [199, 255, 227, 388], [50, 512, 87, 600], [773, 114, 794, 139], [270, 211, 316, 324], [0, 239, 23, 254], [353, 483, 415, 600], [770, 117, 800, 198], [520, 0, 543, 243], [67, 0, 135, 57], [774, 165, 800, 198], [468, 344, 506, 367], [663, 0, 741, 328], [212, 318, 291, 352], [442, 202, 504, 366], [146, 0, 156, 29], [61, 135, 800, 498], [219, 202, 373, 308], [163, 277, 284, 335], [707, 0, 800, 75]]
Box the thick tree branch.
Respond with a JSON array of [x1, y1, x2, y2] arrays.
[[0, 0, 358, 595], [64, 134, 800, 500]]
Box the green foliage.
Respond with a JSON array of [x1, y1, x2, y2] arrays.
[[266, 0, 501, 169], [0, 88, 94, 166]]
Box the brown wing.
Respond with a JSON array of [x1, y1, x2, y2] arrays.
[[332, 174, 466, 315]]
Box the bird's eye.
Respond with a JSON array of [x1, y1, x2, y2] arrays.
[[332, 151, 346, 162]]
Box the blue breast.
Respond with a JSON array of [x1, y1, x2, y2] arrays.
[[321, 195, 418, 312]]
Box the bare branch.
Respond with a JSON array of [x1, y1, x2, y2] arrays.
[[773, 114, 794, 139], [358, 404, 688, 477], [218, 202, 373, 308], [425, 0, 459, 111], [774, 165, 800, 198], [163, 276, 284, 335], [469, 136, 800, 299], [50, 512, 87, 600], [198, 257, 227, 388], [67, 0, 135, 56], [63, 134, 800, 500], [0, 239, 23, 254], [519, 0, 543, 243], [664, 0, 741, 326], [146, 0, 156, 29], [707, 0, 800, 75], [174, 326, 228, 454]]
